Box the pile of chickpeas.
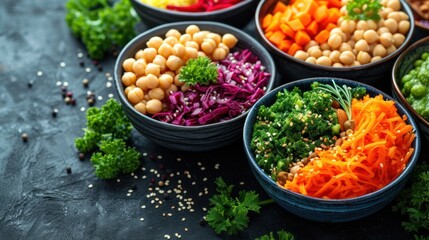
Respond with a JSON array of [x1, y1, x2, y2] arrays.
[[121, 24, 238, 115], [293, 0, 411, 67]]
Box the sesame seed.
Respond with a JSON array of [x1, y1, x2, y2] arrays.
[[88, 184, 93, 188], [140, 218, 144, 221]]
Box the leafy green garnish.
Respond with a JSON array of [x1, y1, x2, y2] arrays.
[[179, 56, 219, 86], [206, 177, 274, 235], [75, 98, 140, 179], [65, 0, 139, 59], [346, 0, 382, 21], [91, 139, 141, 180], [255, 230, 295, 240], [314, 80, 354, 121], [393, 163, 429, 237]]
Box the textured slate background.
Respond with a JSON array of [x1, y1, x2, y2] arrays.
[[0, 1, 427, 239]]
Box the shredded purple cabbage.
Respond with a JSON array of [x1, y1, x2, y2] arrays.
[[152, 49, 271, 126]]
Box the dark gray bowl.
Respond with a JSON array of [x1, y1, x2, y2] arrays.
[[131, 0, 258, 28], [392, 36, 429, 142], [243, 77, 421, 222], [114, 21, 276, 152], [255, 0, 415, 89]]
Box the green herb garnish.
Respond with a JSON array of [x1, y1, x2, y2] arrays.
[[346, 0, 382, 21], [206, 177, 274, 235], [75, 98, 141, 179], [314, 80, 354, 121], [65, 0, 139, 59], [179, 56, 219, 86], [256, 230, 296, 240]]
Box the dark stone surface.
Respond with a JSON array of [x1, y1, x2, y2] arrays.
[[0, 1, 427, 240]]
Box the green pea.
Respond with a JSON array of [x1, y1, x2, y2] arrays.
[[411, 85, 427, 98], [421, 52, 429, 60], [403, 81, 413, 95], [401, 74, 413, 84], [414, 60, 423, 68]]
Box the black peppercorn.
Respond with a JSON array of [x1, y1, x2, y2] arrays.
[[21, 133, 28, 142], [66, 167, 72, 174], [78, 152, 85, 160], [52, 108, 58, 118]]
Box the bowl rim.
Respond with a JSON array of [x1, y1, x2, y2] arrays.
[[254, 0, 415, 71], [114, 21, 276, 130], [243, 77, 421, 203], [131, 0, 254, 16], [392, 35, 429, 128]]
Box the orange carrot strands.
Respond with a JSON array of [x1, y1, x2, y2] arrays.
[[283, 94, 415, 199]]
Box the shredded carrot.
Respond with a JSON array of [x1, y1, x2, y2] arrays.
[[284, 95, 416, 199]]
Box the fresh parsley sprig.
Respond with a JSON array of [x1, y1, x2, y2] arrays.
[[346, 0, 382, 21], [256, 230, 296, 240], [206, 177, 274, 235], [179, 56, 219, 86]]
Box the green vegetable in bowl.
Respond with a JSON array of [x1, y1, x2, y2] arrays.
[[178, 56, 219, 86], [400, 52, 429, 121], [65, 0, 139, 59], [346, 0, 382, 21]]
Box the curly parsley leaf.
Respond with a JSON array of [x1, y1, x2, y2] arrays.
[[346, 0, 382, 21], [256, 230, 296, 240], [179, 56, 219, 86], [65, 0, 139, 59]]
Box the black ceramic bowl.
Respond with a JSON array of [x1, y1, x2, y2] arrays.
[[131, 0, 258, 28], [243, 77, 421, 222], [114, 21, 276, 152], [392, 36, 429, 142], [255, 0, 415, 88]]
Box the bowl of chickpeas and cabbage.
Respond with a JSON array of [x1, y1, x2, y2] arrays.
[[392, 36, 429, 142], [255, 0, 415, 88], [130, 0, 258, 28], [114, 21, 276, 152]]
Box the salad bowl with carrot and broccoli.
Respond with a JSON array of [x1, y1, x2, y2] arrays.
[[243, 77, 421, 222]]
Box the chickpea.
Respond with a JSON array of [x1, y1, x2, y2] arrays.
[[164, 36, 179, 47], [206, 33, 221, 44], [294, 50, 309, 60], [392, 33, 405, 47], [371, 56, 382, 63], [152, 55, 167, 72], [164, 71, 175, 79], [377, 26, 390, 35], [174, 74, 185, 87], [132, 59, 147, 76], [352, 61, 362, 66], [356, 20, 369, 31], [387, 11, 402, 22], [363, 30, 379, 44], [143, 73, 159, 89], [398, 11, 409, 21], [185, 41, 200, 50], [373, 44, 387, 57], [339, 42, 352, 52], [357, 51, 371, 64], [127, 87, 144, 105], [123, 58, 136, 72], [320, 42, 330, 51], [172, 43, 186, 58], [158, 43, 174, 59], [340, 19, 356, 33], [380, 7, 393, 19], [134, 50, 145, 60], [333, 62, 344, 67], [353, 30, 365, 41], [144, 93, 151, 101], [192, 31, 207, 45], [212, 47, 227, 61], [146, 36, 163, 49], [166, 55, 183, 71], [367, 20, 378, 30], [222, 33, 238, 49], [158, 73, 173, 89], [142, 47, 157, 62], [179, 33, 192, 44], [134, 102, 147, 114], [355, 39, 370, 52], [339, 51, 355, 65], [307, 46, 322, 58], [124, 85, 136, 96], [328, 34, 342, 49], [329, 50, 341, 63], [146, 99, 162, 114], [398, 20, 410, 34], [387, 0, 401, 11], [316, 56, 332, 66], [165, 29, 181, 39], [217, 43, 230, 55], [122, 72, 137, 86], [386, 45, 397, 55], [377, 19, 385, 28], [201, 41, 215, 54], [322, 49, 332, 57], [185, 47, 198, 60], [305, 40, 318, 50], [136, 77, 148, 91], [148, 87, 165, 100], [379, 32, 393, 47], [197, 51, 206, 57], [305, 56, 317, 64], [165, 84, 178, 96], [185, 25, 200, 36], [347, 39, 356, 48], [330, 28, 346, 41], [384, 18, 398, 33], [145, 63, 161, 76]]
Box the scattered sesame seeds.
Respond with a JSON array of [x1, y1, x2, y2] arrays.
[[37, 71, 43, 76], [77, 52, 84, 58], [140, 217, 145, 221], [88, 184, 93, 188], [60, 62, 66, 67], [108, 93, 114, 98], [85, 67, 91, 73]]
